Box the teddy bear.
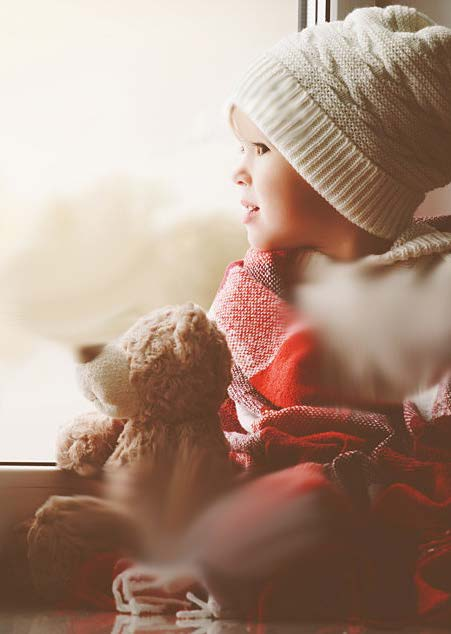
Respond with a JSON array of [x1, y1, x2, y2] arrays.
[[26, 302, 236, 604]]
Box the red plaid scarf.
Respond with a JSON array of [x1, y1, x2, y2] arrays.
[[209, 219, 451, 624]]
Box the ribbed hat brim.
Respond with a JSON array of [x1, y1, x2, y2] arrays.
[[224, 54, 425, 241]]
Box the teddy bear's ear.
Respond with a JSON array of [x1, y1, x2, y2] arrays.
[[170, 304, 214, 365], [182, 302, 204, 319], [175, 303, 206, 332]]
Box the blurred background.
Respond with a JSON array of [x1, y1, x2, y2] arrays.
[[0, 0, 297, 461], [0, 0, 450, 462]]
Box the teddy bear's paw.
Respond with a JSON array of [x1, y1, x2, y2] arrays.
[[113, 564, 194, 616], [56, 413, 124, 475]]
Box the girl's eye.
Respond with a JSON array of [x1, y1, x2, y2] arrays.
[[238, 143, 269, 156], [255, 143, 269, 156]]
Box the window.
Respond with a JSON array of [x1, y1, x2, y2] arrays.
[[0, 1, 297, 463]]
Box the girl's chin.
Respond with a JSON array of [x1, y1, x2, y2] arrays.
[[246, 225, 280, 250]]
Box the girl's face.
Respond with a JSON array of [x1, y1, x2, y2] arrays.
[[230, 107, 393, 258], [230, 107, 338, 252]]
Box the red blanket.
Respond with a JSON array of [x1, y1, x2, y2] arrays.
[[209, 243, 451, 626], [57, 219, 451, 626]]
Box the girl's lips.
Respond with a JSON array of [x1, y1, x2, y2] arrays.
[[242, 206, 260, 224]]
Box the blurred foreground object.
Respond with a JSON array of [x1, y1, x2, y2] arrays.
[[113, 463, 358, 621], [295, 242, 451, 405]]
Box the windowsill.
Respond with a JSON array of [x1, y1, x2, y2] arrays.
[[0, 463, 104, 490]]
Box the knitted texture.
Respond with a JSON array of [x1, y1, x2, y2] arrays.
[[209, 217, 451, 487], [209, 218, 451, 623], [224, 5, 451, 240]]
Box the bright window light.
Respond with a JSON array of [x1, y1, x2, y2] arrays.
[[0, 1, 297, 463]]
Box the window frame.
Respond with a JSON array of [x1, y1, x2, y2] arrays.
[[298, 0, 376, 28]]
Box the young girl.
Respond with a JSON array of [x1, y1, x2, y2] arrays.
[[114, 5, 451, 625]]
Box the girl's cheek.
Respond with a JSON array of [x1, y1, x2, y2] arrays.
[[260, 162, 275, 184], [260, 175, 278, 202]]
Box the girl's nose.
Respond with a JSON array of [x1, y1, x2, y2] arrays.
[[232, 165, 251, 187]]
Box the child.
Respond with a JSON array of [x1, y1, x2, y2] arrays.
[[114, 5, 451, 625]]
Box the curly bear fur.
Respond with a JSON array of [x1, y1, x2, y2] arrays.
[[56, 302, 232, 474]]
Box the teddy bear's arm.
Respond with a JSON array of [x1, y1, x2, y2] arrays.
[[56, 412, 125, 476]]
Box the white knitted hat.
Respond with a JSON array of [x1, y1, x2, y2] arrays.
[[224, 5, 451, 240]]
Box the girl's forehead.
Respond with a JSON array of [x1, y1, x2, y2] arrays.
[[230, 107, 268, 142]]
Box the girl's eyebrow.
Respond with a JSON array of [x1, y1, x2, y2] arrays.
[[231, 128, 264, 145], [237, 139, 268, 146], [232, 128, 272, 147]]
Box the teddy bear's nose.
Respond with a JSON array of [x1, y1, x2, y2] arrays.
[[75, 344, 105, 364]]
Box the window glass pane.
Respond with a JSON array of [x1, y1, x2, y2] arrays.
[[0, 1, 297, 462]]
